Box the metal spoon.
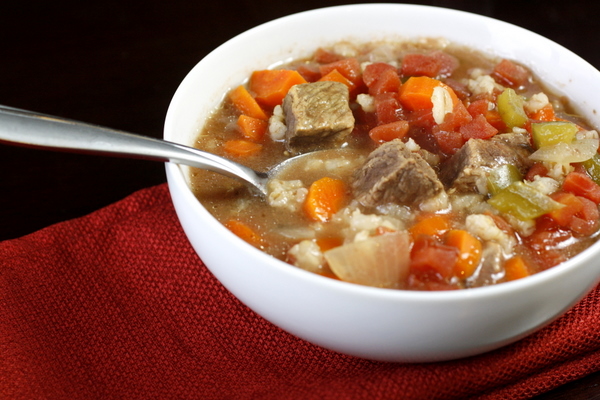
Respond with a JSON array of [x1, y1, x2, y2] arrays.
[[0, 105, 300, 196]]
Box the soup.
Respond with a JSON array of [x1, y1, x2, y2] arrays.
[[189, 39, 600, 291]]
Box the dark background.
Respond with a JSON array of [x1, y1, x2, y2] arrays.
[[1, 1, 599, 397]]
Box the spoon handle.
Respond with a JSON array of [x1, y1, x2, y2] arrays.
[[0, 105, 268, 193]]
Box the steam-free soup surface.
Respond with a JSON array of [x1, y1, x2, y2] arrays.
[[190, 39, 600, 291]]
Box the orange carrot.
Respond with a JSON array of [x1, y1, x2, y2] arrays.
[[318, 69, 356, 92], [529, 104, 556, 122], [316, 237, 344, 252], [224, 219, 264, 247], [398, 76, 458, 111], [304, 177, 348, 222], [250, 69, 307, 108], [445, 229, 482, 279], [368, 120, 410, 144], [409, 213, 453, 238], [504, 255, 530, 281], [228, 85, 268, 120], [237, 115, 268, 142], [223, 139, 263, 157]]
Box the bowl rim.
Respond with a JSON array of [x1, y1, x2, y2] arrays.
[[164, 2, 600, 303]]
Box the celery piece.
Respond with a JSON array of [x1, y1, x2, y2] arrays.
[[488, 181, 564, 220], [497, 88, 528, 129], [583, 153, 600, 185], [531, 121, 578, 149], [487, 164, 523, 195]]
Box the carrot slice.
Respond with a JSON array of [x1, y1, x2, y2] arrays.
[[250, 69, 307, 108], [504, 255, 530, 281], [228, 85, 268, 120], [529, 104, 556, 122], [445, 229, 482, 279], [304, 177, 348, 222], [224, 219, 264, 247], [223, 139, 263, 157], [368, 120, 410, 144], [409, 213, 453, 238], [316, 237, 344, 252], [398, 76, 458, 111], [236, 115, 268, 142], [318, 69, 356, 93]]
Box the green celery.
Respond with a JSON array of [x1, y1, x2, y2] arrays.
[[583, 153, 600, 185], [488, 181, 564, 221], [497, 88, 528, 129], [531, 121, 578, 149], [487, 164, 523, 195]]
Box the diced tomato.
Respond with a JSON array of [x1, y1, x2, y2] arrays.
[[406, 128, 440, 156], [548, 192, 584, 227], [363, 63, 401, 96], [352, 106, 378, 134], [363, 62, 397, 86], [525, 162, 549, 181], [369, 120, 410, 144], [437, 101, 472, 132], [407, 108, 435, 131], [485, 109, 507, 132], [432, 127, 465, 155], [374, 92, 403, 125], [410, 235, 459, 280], [524, 216, 573, 267], [313, 48, 344, 64], [430, 50, 460, 76], [492, 59, 531, 88], [467, 98, 488, 118], [320, 57, 363, 87], [460, 114, 498, 140], [400, 51, 459, 78], [549, 192, 600, 236], [562, 171, 600, 204], [401, 53, 441, 77], [444, 78, 470, 101], [295, 64, 321, 82], [467, 99, 506, 131]]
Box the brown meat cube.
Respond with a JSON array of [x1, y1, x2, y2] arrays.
[[352, 139, 444, 208], [440, 133, 533, 194], [283, 81, 355, 154]]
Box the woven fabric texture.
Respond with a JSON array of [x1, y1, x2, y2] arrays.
[[1, 183, 600, 400]]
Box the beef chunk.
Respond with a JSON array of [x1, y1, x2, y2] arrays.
[[283, 81, 355, 154], [352, 139, 444, 208], [440, 133, 533, 194]]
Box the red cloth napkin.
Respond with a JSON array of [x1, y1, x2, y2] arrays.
[[2, 183, 600, 399]]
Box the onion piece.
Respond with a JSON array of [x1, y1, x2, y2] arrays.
[[529, 139, 599, 164], [324, 231, 410, 288]]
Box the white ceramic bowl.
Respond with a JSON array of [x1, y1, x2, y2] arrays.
[[164, 4, 600, 362]]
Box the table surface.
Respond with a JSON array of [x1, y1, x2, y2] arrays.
[[1, 1, 599, 398]]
